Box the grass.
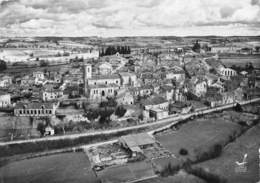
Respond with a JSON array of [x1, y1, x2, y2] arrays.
[[0, 152, 99, 183], [155, 117, 243, 162], [97, 161, 155, 183], [195, 123, 260, 183], [138, 171, 206, 183]]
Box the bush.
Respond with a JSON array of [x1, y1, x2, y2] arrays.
[[160, 162, 180, 177], [40, 60, 49, 67], [0, 126, 148, 158], [115, 106, 127, 117], [186, 167, 227, 183], [179, 148, 189, 156], [195, 144, 222, 162], [0, 60, 7, 71]]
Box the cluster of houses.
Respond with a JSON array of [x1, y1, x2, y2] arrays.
[[0, 45, 259, 136]]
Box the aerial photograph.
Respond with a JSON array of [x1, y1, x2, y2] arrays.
[[0, 0, 260, 183]]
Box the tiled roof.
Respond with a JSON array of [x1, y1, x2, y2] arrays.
[[90, 74, 120, 80], [120, 133, 155, 147], [141, 95, 168, 106], [15, 102, 54, 109]]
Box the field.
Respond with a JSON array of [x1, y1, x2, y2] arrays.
[[155, 117, 243, 161], [220, 57, 260, 68], [97, 161, 155, 183], [138, 171, 206, 183], [0, 152, 98, 183], [196, 123, 260, 183], [0, 115, 32, 141]]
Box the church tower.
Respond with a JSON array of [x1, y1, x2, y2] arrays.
[[83, 64, 92, 96], [84, 64, 92, 80]]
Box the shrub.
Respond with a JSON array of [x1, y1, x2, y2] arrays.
[[115, 106, 127, 117], [186, 167, 227, 183], [160, 162, 180, 177], [179, 148, 189, 156]]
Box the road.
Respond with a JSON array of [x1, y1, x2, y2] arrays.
[[0, 97, 259, 146]]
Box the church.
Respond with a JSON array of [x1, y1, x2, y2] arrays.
[[84, 64, 137, 102]]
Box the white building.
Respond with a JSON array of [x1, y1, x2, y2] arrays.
[[88, 84, 119, 101], [14, 102, 56, 117], [219, 67, 237, 80], [42, 88, 63, 101], [0, 93, 11, 108], [0, 75, 12, 87], [98, 62, 113, 75], [116, 92, 134, 105], [190, 77, 207, 97], [165, 66, 185, 83], [84, 64, 122, 101], [119, 72, 137, 87], [33, 71, 45, 80]]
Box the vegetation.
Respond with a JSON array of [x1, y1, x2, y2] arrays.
[[0, 60, 7, 71], [179, 148, 189, 156], [192, 40, 201, 53], [100, 46, 131, 56], [39, 60, 49, 67], [0, 127, 148, 157], [115, 106, 127, 117]]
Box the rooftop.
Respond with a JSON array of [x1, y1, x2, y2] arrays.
[[15, 102, 54, 109], [141, 95, 168, 106], [119, 133, 155, 148], [90, 74, 120, 80]]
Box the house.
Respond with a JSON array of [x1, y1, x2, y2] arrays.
[[44, 126, 55, 136], [119, 72, 137, 87], [150, 108, 169, 120], [138, 85, 154, 97], [14, 102, 56, 117], [119, 133, 155, 157], [160, 85, 174, 101], [0, 92, 11, 108], [21, 75, 34, 86], [87, 84, 119, 101], [116, 92, 134, 105], [190, 77, 207, 97], [219, 67, 237, 80], [33, 71, 44, 80], [211, 45, 240, 53], [0, 75, 12, 87], [98, 62, 113, 75], [140, 95, 169, 111], [206, 93, 223, 107], [165, 66, 185, 83], [42, 87, 63, 101], [169, 102, 192, 114]]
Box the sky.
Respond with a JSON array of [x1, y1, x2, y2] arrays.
[[0, 0, 260, 37]]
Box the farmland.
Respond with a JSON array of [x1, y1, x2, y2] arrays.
[[155, 116, 243, 161], [138, 171, 206, 183], [97, 161, 156, 183], [195, 123, 260, 183], [0, 152, 99, 183]]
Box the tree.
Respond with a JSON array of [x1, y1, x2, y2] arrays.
[[192, 40, 201, 53], [0, 60, 7, 71], [40, 60, 48, 67], [115, 106, 127, 117]]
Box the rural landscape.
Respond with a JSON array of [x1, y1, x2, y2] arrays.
[[0, 0, 260, 183]]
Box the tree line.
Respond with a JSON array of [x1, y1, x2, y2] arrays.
[[100, 46, 131, 56]]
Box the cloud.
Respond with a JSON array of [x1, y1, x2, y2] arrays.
[[0, 0, 260, 37]]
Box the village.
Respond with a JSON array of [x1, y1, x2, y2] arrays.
[[0, 37, 259, 140], [0, 36, 260, 183]]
